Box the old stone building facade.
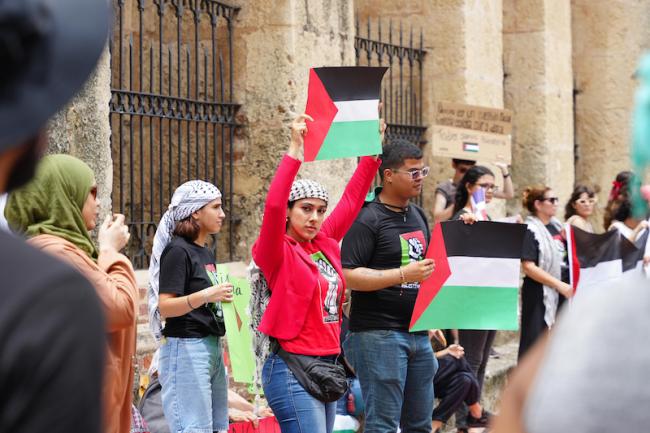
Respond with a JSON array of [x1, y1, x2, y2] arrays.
[[51, 0, 650, 266]]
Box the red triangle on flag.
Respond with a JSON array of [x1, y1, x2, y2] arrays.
[[304, 68, 338, 162], [409, 223, 452, 330]]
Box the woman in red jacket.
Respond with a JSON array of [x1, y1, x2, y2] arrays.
[[252, 114, 382, 433]]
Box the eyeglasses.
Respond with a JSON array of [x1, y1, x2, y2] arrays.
[[541, 197, 559, 204], [575, 198, 595, 206], [392, 166, 430, 180], [477, 183, 499, 192]]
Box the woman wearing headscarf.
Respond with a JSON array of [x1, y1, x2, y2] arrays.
[[251, 114, 382, 433], [518, 186, 573, 360], [148, 179, 232, 433], [5, 154, 138, 433]]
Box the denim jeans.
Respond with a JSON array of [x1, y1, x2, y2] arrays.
[[262, 353, 337, 433], [343, 330, 437, 433], [159, 335, 229, 433]]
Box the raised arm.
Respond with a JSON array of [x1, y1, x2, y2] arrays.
[[321, 119, 385, 241], [253, 115, 311, 271]]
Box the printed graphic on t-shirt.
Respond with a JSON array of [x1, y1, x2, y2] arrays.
[[399, 230, 426, 290], [204, 263, 224, 320], [310, 251, 341, 324]]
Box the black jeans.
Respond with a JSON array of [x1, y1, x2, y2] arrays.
[[432, 355, 479, 422], [454, 329, 496, 428]]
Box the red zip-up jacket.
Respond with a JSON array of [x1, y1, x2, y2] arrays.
[[252, 154, 381, 343]]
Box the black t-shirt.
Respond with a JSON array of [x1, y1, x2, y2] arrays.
[[0, 231, 105, 433], [521, 224, 568, 284], [342, 199, 430, 332], [159, 236, 225, 338]]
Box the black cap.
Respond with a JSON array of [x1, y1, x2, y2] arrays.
[[0, 0, 109, 151]]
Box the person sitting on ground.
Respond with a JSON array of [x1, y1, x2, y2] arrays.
[[429, 330, 490, 433], [604, 171, 648, 242], [433, 159, 514, 224], [5, 154, 138, 433], [564, 185, 596, 233]]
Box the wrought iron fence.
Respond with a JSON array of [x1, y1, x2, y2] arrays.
[[355, 17, 427, 146], [109, 0, 240, 268], [355, 17, 427, 204]]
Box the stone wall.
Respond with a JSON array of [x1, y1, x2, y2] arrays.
[[230, 0, 357, 260], [503, 0, 574, 215], [572, 0, 650, 230], [47, 48, 113, 223]]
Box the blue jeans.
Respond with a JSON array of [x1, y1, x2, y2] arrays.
[[262, 353, 337, 433], [159, 335, 229, 433], [343, 330, 437, 433]]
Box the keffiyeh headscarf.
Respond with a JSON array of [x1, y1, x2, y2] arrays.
[[289, 179, 329, 204], [147, 180, 221, 343]]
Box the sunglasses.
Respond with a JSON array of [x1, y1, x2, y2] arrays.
[[541, 197, 559, 204], [392, 166, 430, 180], [90, 186, 98, 199], [477, 183, 499, 192]]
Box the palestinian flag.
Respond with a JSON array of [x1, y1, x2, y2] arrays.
[[567, 225, 648, 296], [304, 66, 387, 161], [410, 221, 526, 331]]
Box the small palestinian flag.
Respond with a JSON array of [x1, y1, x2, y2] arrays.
[[304, 66, 387, 161], [567, 224, 648, 297], [470, 188, 488, 221], [410, 221, 526, 331]]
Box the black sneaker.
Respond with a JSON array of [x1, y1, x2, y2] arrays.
[[466, 410, 492, 428]]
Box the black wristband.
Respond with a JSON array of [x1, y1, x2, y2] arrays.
[[503, 172, 510, 178]]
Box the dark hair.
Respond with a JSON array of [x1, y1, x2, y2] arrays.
[[453, 165, 495, 214], [452, 158, 476, 166], [173, 215, 200, 242], [564, 185, 595, 220], [522, 185, 551, 215], [379, 139, 423, 180], [604, 171, 634, 229]]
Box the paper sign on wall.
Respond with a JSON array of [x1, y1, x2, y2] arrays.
[[432, 102, 513, 164]]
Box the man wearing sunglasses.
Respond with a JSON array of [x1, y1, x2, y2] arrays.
[[433, 158, 515, 224], [342, 139, 437, 433]]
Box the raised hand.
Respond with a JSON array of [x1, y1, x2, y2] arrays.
[[288, 113, 314, 159], [98, 214, 130, 253]]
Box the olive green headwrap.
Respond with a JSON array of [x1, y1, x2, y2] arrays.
[[5, 154, 99, 260]]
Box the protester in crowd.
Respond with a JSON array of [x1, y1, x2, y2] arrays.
[[448, 165, 497, 433], [6, 154, 138, 433], [342, 139, 436, 433], [493, 276, 650, 433], [251, 114, 382, 433], [604, 171, 648, 242], [564, 185, 596, 233], [146, 180, 232, 433], [433, 159, 514, 224], [518, 186, 573, 360], [429, 330, 490, 433], [0, 2, 108, 431], [0, 5, 108, 433]]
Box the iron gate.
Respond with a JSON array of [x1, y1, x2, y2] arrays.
[[355, 17, 427, 204], [109, 0, 240, 268], [355, 18, 427, 146]]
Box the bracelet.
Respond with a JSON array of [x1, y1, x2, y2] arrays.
[[399, 267, 406, 284], [186, 294, 196, 310], [203, 289, 209, 306]]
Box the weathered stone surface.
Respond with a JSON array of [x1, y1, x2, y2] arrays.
[[47, 47, 113, 222], [504, 0, 574, 215], [572, 0, 650, 230], [231, 0, 356, 260]]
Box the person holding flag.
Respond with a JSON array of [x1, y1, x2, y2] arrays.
[[341, 139, 436, 433], [252, 114, 382, 433]]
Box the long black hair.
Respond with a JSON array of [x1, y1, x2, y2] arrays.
[[453, 165, 495, 215], [564, 185, 595, 220]]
